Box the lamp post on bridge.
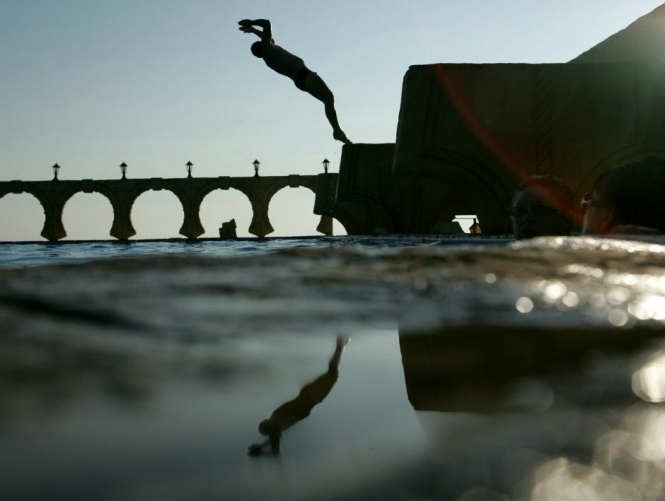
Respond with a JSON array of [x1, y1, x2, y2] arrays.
[[186, 160, 193, 178], [52, 163, 61, 181], [322, 158, 330, 174], [253, 159, 260, 178], [120, 162, 128, 180]]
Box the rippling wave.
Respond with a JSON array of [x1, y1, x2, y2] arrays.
[[0, 235, 511, 267]]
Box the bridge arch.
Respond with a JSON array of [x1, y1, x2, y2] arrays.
[[200, 188, 254, 237], [62, 191, 114, 240], [398, 154, 515, 236], [131, 189, 184, 239], [269, 186, 321, 237], [0, 192, 44, 241]]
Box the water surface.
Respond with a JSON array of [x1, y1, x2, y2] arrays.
[[2, 235, 665, 500]]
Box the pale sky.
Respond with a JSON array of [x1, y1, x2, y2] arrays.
[[1, 0, 663, 240]]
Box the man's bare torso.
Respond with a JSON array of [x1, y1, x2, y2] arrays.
[[261, 42, 306, 79]]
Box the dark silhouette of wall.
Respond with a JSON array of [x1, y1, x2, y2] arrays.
[[315, 6, 665, 235]]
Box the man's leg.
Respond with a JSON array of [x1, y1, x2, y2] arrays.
[[328, 334, 349, 371], [304, 73, 351, 144]]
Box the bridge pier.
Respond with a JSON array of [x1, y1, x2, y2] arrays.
[[178, 195, 206, 239], [108, 196, 137, 240], [246, 183, 275, 238], [317, 216, 333, 236], [40, 199, 68, 241], [231, 177, 292, 238], [168, 181, 213, 240], [26, 182, 75, 242]]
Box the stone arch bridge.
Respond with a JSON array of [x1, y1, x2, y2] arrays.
[[0, 174, 338, 241]]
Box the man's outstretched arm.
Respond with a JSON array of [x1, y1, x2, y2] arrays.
[[238, 19, 272, 43], [239, 25, 263, 37]]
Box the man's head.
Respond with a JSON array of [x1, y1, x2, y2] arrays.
[[511, 175, 574, 240], [581, 156, 665, 235], [258, 419, 271, 435], [251, 41, 263, 58]]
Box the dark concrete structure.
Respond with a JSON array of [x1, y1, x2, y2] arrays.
[[314, 144, 474, 235], [316, 5, 665, 235], [0, 174, 335, 241]]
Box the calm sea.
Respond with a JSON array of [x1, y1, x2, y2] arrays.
[[0, 235, 509, 267]]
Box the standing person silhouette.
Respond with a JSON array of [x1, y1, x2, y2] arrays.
[[238, 19, 352, 144], [248, 335, 350, 457]]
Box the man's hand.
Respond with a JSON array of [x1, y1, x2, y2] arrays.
[[238, 19, 271, 43], [247, 443, 264, 457]]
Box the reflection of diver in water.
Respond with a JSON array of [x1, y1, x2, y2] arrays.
[[248, 335, 349, 456]]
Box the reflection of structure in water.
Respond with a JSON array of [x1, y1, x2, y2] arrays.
[[398, 325, 663, 413], [397, 325, 665, 500]]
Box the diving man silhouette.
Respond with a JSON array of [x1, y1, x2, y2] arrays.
[[239, 19, 351, 144]]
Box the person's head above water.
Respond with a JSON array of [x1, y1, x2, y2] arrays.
[[251, 41, 263, 58], [581, 156, 665, 235], [511, 175, 574, 240]]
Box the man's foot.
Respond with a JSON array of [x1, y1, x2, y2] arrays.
[[333, 130, 352, 144]]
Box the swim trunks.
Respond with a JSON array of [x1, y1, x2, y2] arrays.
[[294, 67, 312, 91]]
